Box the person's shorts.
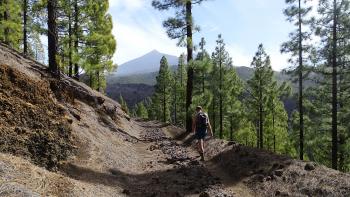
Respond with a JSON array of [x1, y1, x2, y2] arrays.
[[195, 127, 207, 140]]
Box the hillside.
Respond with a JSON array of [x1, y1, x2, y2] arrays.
[[1, 44, 350, 196], [107, 65, 290, 86], [105, 83, 154, 107], [106, 64, 294, 111]]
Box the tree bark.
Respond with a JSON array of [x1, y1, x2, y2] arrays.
[[185, 1, 194, 132], [298, 0, 304, 161], [174, 81, 177, 124], [163, 85, 166, 122], [212, 97, 216, 135], [219, 43, 223, 139], [73, 0, 79, 79], [23, 0, 28, 55], [47, 0, 59, 77], [4, 0, 9, 45], [331, 0, 338, 170], [68, 5, 73, 77], [259, 72, 263, 149], [230, 115, 233, 141]]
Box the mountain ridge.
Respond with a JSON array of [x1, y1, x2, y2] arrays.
[[112, 50, 178, 76]]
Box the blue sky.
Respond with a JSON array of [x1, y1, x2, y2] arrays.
[[109, 0, 317, 71]]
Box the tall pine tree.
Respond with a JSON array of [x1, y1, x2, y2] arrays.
[[281, 0, 312, 160], [152, 56, 174, 123]]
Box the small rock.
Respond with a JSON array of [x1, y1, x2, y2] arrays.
[[149, 145, 158, 151], [305, 163, 315, 171], [189, 160, 200, 166], [255, 174, 265, 182], [275, 190, 290, 196], [274, 169, 284, 177], [199, 191, 210, 197], [122, 189, 130, 195], [227, 141, 235, 146], [265, 176, 272, 181]]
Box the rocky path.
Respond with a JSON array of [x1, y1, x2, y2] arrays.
[[127, 122, 249, 197]]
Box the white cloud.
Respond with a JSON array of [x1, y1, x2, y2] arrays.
[[226, 44, 289, 71], [109, 0, 144, 10], [226, 44, 252, 67], [110, 0, 185, 65]]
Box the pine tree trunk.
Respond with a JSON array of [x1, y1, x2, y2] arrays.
[[331, 0, 338, 170], [202, 73, 205, 94], [212, 98, 216, 135], [230, 115, 233, 141], [259, 76, 263, 149], [298, 0, 304, 161], [68, 8, 73, 77], [96, 71, 100, 92], [174, 82, 177, 124], [256, 120, 259, 148], [185, 1, 194, 133], [163, 85, 166, 123], [273, 110, 276, 152], [4, 0, 9, 45], [219, 50, 223, 139], [73, 0, 79, 79], [339, 134, 345, 171], [23, 0, 28, 55], [47, 0, 59, 77]]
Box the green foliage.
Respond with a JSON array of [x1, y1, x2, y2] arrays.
[[119, 95, 129, 115], [172, 54, 187, 125], [81, 0, 116, 91], [246, 44, 291, 150], [135, 102, 149, 120], [0, 0, 22, 49], [151, 56, 174, 123]]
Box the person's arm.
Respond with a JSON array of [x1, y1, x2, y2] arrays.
[[207, 116, 213, 137], [192, 116, 196, 133], [207, 122, 213, 137]]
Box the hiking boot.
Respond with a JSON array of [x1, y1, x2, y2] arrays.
[[200, 153, 205, 161]]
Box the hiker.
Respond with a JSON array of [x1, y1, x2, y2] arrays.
[[192, 106, 213, 161]]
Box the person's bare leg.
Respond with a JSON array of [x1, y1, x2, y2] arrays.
[[200, 139, 204, 154], [199, 139, 205, 161], [197, 140, 201, 153]]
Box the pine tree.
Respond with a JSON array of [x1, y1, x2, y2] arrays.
[[19, 0, 46, 61], [313, 0, 350, 170], [136, 102, 149, 120], [0, 0, 22, 49], [152, 0, 210, 132], [246, 44, 274, 149], [173, 54, 187, 126], [266, 81, 291, 152], [83, 0, 116, 91], [225, 66, 244, 141], [191, 38, 212, 124], [211, 34, 233, 139], [119, 95, 129, 115], [153, 56, 174, 123], [281, 0, 312, 160]]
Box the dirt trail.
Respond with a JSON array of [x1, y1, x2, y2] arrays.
[[61, 120, 244, 196]]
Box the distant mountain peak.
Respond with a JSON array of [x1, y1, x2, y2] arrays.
[[111, 50, 179, 76], [148, 49, 160, 54]]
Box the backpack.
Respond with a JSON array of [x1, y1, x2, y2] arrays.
[[196, 112, 208, 129]]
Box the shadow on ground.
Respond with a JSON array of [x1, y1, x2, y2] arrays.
[[61, 162, 219, 196], [61, 141, 293, 197]]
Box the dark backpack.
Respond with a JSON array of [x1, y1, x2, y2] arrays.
[[196, 112, 208, 129]]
